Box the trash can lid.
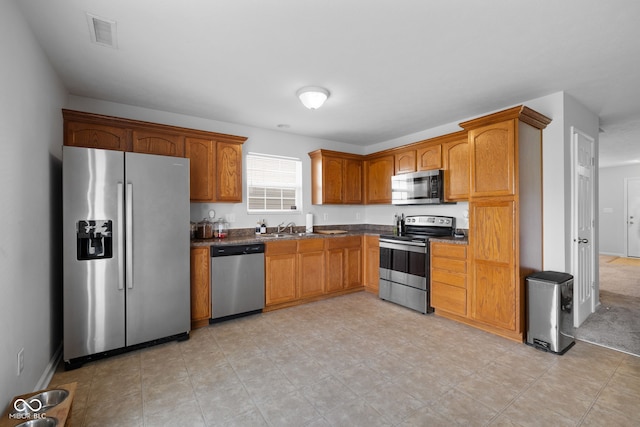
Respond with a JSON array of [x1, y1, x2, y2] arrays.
[[527, 271, 573, 284]]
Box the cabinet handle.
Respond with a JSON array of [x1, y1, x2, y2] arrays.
[[126, 183, 134, 289], [577, 238, 589, 244], [117, 182, 124, 290]]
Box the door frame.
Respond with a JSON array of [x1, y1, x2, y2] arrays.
[[570, 126, 597, 327], [624, 177, 640, 257]]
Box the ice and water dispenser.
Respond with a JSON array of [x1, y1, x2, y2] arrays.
[[76, 220, 113, 260]]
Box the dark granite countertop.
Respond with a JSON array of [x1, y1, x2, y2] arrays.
[[429, 235, 468, 245], [191, 224, 392, 247]]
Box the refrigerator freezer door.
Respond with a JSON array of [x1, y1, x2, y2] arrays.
[[125, 152, 190, 346], [63, 147, 126, 360]]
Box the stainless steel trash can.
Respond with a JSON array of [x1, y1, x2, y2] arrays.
[[526, 271, 575, 355]]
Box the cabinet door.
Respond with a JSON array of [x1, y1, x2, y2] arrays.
[[394, 150, 416, 174], [265, 252, 298, 305], [325, 248, 345, 293], [216, 142, 242, 202], [298, 250, 326, 298], [343, 158, 363, 204], [363, 235, 380, 293], [65, 121, 129, 151], [469, 200, 517, 330], [345, 246, 362, 289], [365, 155, 394, 204], [323, 156, 344, 203], [469, 120, 515, 197], [185, 137, 215, 202], [417, 144, 442, 171], [132, 129, 185, 157], [190, 247, 210, 327], [443, 138, 469, 201]]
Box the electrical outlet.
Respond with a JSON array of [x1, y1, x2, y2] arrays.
[[323, 213, 328, 221], [17, 348, 24, 376], [355, 212, 361, 220], [225, 213, 236, 223]]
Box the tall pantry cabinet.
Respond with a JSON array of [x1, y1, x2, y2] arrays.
[[460, 106, 551, 342]]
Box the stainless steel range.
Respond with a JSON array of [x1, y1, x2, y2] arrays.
[[379, 215, 455, 314]]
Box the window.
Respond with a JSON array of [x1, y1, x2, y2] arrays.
[[246, 153, 302, 213]]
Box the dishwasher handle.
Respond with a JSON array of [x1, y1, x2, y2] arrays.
[[210, 243, 265, 257]]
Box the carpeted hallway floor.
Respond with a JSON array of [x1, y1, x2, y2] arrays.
[[575, 256, 640, 356]]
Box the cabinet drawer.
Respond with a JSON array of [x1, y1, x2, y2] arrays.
[[431, 243, 467, 259], [431, 257, 466, 273], [298, 238, 324, 252], [265, 240, 297, 255], [325, 235, 361, 250], [432, 281, 466, 316], [431, 270, 466, 288]]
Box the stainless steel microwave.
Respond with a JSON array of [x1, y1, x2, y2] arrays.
[[391, 170, 446, 205]]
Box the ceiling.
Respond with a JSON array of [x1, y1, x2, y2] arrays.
[[16, 0, 640, 168]]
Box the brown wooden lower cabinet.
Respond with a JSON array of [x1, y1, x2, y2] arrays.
[[265, 240, 298, 306], [298, 239, 326, 298], [363, 235, 380, 293], [430, 242, 468, 317], [190, 247, 211, 329], [265, 236, 363, 311]]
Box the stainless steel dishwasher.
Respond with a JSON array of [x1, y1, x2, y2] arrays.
[[210, 243, 265, 322]]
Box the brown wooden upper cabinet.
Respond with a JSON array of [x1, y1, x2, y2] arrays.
[[62, 109, 246, 203], [364, 154, 394, 204], [394, 142, 442, 175], [185, 137, 216, 201], [442, 131, 469, 201], [467, 119, 516, 197], [394, 149, 416, 174], [64, 119, 129, 151], [132, 128, 184, 157], [215, 141, 243, 202], [309, 150, 363, 204], [416, 143, 442, 171]]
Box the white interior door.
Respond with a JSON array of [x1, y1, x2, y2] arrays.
[[626, 178, 640, 257], [572, 127, 595, 328]]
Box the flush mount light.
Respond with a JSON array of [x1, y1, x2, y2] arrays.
[[296, 86, 330, 110]]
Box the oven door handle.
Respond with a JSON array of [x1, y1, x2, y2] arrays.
[[379, 239, 427, 253]]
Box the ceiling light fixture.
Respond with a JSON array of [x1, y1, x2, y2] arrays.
[[296, 86, 330, 110]]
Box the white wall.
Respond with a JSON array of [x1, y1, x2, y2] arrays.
[[0, 0, 67, 410], [599, 164, 640, 255]]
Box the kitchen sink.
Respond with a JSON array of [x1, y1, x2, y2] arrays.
[[259, 232, 315, 238]]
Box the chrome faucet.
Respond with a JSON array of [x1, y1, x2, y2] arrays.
[[277, 222, 296, 233]]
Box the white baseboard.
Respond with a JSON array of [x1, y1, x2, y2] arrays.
[[599, 252, 625, 257], [35, 342, 62, 391]]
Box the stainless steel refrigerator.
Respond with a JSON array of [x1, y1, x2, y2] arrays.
[[63, 146, 190, 368]]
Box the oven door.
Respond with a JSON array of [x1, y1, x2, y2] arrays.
[[379, 239, 427, 290]]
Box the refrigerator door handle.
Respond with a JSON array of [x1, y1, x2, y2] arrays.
[[126, 182, 134, 289], [117, 182, 125, 290]]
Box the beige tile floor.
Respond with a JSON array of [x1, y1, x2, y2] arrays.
[[50, 292, 640, 426]]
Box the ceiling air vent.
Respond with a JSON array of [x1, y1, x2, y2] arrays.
[[86, 13, 118, 48]]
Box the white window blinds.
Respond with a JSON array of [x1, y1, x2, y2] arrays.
[[246, 153, 302, 212]]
